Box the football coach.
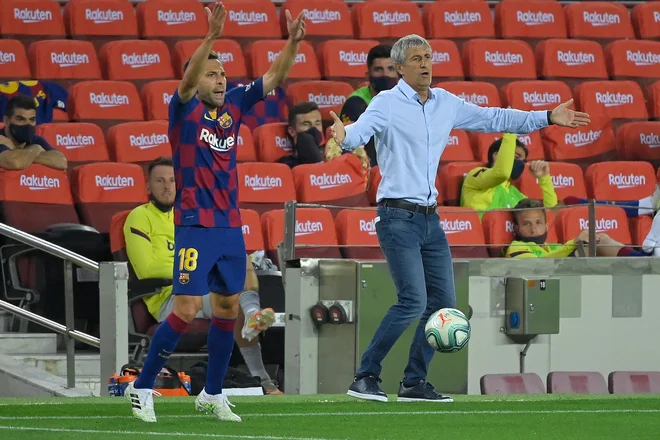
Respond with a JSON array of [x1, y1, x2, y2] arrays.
[[329, 34, 590, 403]]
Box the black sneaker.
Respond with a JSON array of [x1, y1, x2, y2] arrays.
[[397, 381, 454, 402], [347, 375, 388, 402]]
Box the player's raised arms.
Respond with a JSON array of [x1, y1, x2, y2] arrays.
[[261, 9, 307, 96], [178, 1, 226, 103]]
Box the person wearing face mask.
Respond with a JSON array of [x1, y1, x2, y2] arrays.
[[506, 198, 648, 258], [0, 95, 67, 171], [460, 133, 557, 217]]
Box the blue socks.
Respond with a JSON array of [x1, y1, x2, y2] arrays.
[[205, 315, 236, 395], [134, 313, 188, 389]]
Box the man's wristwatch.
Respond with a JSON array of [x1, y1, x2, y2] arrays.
[[547, 110, 555, 126]]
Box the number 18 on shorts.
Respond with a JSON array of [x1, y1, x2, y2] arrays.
[[172, 226, 247, 296]]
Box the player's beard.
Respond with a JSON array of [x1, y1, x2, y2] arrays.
[[200, 91, 224, 109], [150, 195, 174, 213]]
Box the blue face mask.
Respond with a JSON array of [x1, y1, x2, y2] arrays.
[[510, 159, 526, 180]]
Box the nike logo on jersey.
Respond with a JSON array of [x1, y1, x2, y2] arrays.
[[200, 128, 235, 152]]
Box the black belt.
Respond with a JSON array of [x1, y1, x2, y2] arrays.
[[378, 198, 437, 215]]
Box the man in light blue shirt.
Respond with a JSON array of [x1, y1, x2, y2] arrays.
[[329, 34, 590, 403]]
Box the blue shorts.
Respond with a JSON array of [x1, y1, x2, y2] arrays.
[[172, 226, 247, 296]]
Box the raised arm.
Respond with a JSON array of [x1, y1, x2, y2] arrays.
[[177, 1, 226, 103], [262, 10, 306, 96], [451, 95, 590, 134], [329, 94, 390, 151]]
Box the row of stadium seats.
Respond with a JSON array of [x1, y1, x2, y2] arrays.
[[1, 160, 654, 251], [2, 0, 659, 43], [19, 119, 660, 177], [480, 371, 660, 395], [5, 36, 660, 89]]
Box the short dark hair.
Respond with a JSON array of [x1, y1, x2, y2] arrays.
[[182, 51, 220, 73], [4, 95, 37, 118], [486, 137, 529, 168], [288, 102, 320, 127], [367, 44, 392, 70], [512, 198, 546, 226], [148, 157, 173, 178]]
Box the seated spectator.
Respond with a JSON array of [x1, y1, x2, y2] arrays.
[[642, 211, 660, 257], [278, 102, 369, 175], [461, 133, 557, 217], [123, 157, 283, 394], [0, 95, 67, 170], [506, 199, 647, 258], [0, 80, 68, 125], [338, 44, 397, 166]]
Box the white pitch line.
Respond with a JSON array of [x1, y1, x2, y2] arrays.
[[0, 426, 336, 440], [0, 409, 659, 421]]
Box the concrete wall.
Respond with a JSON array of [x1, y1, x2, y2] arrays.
[[465, 258, 660, 394]]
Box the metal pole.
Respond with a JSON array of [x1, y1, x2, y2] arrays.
[[588, 199, 597, 257], [0, 299, 99, 347], [64, 260, 76, 389], [99, 262, 129, 396], [283, 200, 297, 262]]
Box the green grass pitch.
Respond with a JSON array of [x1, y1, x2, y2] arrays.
[[1, 394, 660, 439]]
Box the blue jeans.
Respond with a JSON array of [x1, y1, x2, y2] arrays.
[[356, 205, 456, 385]]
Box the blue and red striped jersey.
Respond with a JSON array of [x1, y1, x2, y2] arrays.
[[168, 77, 265, 228]]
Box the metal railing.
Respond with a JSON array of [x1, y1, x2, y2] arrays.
[[0, 223, 128, 393]]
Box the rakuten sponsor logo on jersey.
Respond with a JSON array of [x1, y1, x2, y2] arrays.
[[310, 173, 352, 189], [303, 9, 341, 24], [595, 92, 634, 107], [19, 175, 61, 190], [275, 136, 292, 152], [228, 10, 268, 25], [484, 51, 524, 67], [608, 173, 646, 189], [373, 11, 411, 26], [157, 10, 196, 25], [444, 11, 482, 26], [122, 53, 161, 69], [582, 11, 621, 27], [441, 218, 473, 234], [625, 50, 660, 67], [95, 174, 135, 190], [579, 218, 618, 233], [565, 130, 602, 147], [267, 51, 306, 64], [56, 134, 96, 150], [556, 50, 596, 67], [456, 93, 489, 106], [359, 218, 377, 236], [199, 128, 235, 152], [85, 8, 124, 24], [339, 50, 367, 67], [516, 10, 555, 26], [640, 133, 660, 149], [14, 8, 53, 23], [307, 93, 346, 108], [244, 174, 283, 191], [89, 93, 130, 108], [0, 51, 16, 65], [51, 52, 90, 68], [523, 91, 562, 108], [295, 220, 323, 236], [432, 52, 451, 65], [130, 133, 169, 150]]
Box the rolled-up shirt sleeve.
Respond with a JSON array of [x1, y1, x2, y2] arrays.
[[342, 93, 391, 151], [448, 92, 549, 134]]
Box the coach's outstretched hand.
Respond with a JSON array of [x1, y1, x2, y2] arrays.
[[205, 1, 226, 40], [329, 111, 346, 145], [286, 9, 307, 42], [549, 99, 591, 129]]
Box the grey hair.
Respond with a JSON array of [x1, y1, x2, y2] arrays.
[[390, 34, 432, 67]]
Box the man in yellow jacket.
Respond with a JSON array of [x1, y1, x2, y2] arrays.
[[123, 157, 282, 394], [461, 133, 557, 216]]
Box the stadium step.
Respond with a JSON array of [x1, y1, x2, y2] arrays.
[[0, 332, 57, 355], [13, 352, 100, 377]]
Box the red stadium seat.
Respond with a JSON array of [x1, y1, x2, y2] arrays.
[[0, 40, 30, 79], [240, 209, 265, 254], [585, 161, 657, 202], [1, 0, 66, 46], [470, 132, 544, 163], [519, 161, 587, 201], [439, 161, 485, 206], [631, 3, 660, 41], [565, 2, 635, 44], [367, 166, 381, 206], [236, 125, 257, 163], [286, 81, 353, 121], [237, 162, 296, 215], [106, 121, 172, 173], [136, 0, 207, 45], [438, 207, 488, 258], [542, 118, 616, 169], [335, 208, 383, 260], [280, 0, 352, 40], [140, 80, 179, 121], [68, 80, 144, 132], [605, 40, 660, 92], [629, 216, 653, 247], [317, 39, 380, 86], [547, 371, 608, 394], [650, 81, 660, 120], [574, 81, 648, 127], [253, 122, 293, 163], [501, 80, 573, 112], [36, 122, 110, 175], [536, 39, 608, 89], [480, 373, 545, 395], [352, 0, 424, 41], [172, 39, 247, 81], [435, 81, 501, 108], [462, 39, 537, 88], [422, 0, 494, 43], [616, 122, 660, 169], [429, 40, 464, 81], [222, 0, 280, 43], [608, 371, 660, 394], [63, 0, 138, 48], [100, 40, 174, 88], [440, 130, 475, 163], [28, 40, 101, 87], [495, 0, 567, 46], [247, 40, 320, 82], [555, 206, 631, 245]]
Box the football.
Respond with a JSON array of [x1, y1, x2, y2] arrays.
[[424, 308, 471, 353]]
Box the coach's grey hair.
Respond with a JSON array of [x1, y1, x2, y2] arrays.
[[390, 34, 432, 67]]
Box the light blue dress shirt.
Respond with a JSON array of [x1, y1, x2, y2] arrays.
[[341, 79, 550, 205]]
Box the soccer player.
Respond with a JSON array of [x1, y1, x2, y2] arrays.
[[125, 1, 306, 423]]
